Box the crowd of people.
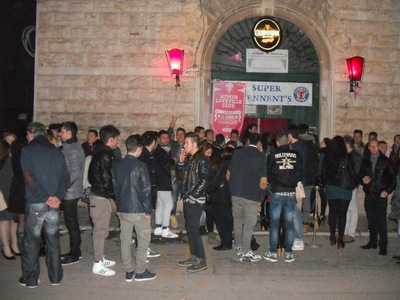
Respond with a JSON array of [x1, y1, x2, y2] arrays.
[[1, 117, 400, 288]]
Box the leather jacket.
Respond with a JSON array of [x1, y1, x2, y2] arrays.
[[324, 154, 357, 191], [359, 153, 396, 196], [88, 143, 115, 198], [178, 151, 210, 204], [112, 155, 152, 214]]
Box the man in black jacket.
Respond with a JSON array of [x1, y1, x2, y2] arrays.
[[113, 135, 156, 282], [177, 133, 210, 273], [359, 139, 396, 255], [228, 133, 267, 263], [88, 125, 120, 276], [265, 133, 303, 263], [19, 122, 67, 288]]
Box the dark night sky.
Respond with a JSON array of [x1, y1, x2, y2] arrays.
[[0, 0, 36, 136]]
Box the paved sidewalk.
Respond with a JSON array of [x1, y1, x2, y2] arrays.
[[1, 229, 400, 300]]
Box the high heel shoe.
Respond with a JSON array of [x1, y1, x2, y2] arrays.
[[2, 249, 16, 260]]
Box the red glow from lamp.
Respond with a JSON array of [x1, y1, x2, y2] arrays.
[[346, 56, 364, 92], [166, 48, 184, 87]]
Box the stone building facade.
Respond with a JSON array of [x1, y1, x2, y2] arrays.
[[35, 0, 400, 141]]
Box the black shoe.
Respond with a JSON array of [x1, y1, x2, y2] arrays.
[[12, 249, 21, 256], [337, 239, 345, 250], [18, 277, 38, 289], [125, 271, 135, 282], [213, 245, 232, 251], [392, 255, 400, 260], [39, 247, 46, 257], [49, 281, 61, 286], [379, 249, 387, 256], [2, 249, 16, 260], [61, 255, 81, 266], [178, 257, 198, 267], [361, 242, 377, 250], [329, 235, 336, 246], [134, 270, 157, 282], [187, 260, 208, 273], [251, 237, 260, 251]]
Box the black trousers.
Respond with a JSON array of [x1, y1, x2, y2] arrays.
[[328, 198, 350, 240], [205, 205, 215, 233], [213, 205, 233, 248], [61, 199, 81, 257], [364, 194, 388, 250], [183, 202, 206, 260]]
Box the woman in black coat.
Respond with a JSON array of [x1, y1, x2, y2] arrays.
[[207, 148, 233, 250], [323, 136, 357, 249]]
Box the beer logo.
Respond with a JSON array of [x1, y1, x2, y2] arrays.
[[293, 87, 310, 102], [252, 18, 281, 52]]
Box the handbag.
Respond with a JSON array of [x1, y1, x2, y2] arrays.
[[0, 189, 7, 211], [296, 182, 306, 202]]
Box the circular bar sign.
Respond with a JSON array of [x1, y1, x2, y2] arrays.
[[252, 18, 282, 52]]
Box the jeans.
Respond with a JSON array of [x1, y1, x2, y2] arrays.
[[232, 196, 258, 252], [328, 198, 350, 240], [118, 213, 151, 274], [294, 206, 304, 240], [21, 203, 63, 285], [183, 202, 206, 260], [155, 191, 174, 228], [269, 194, 296, 253], [61, 198, 81, 257], [364, 194, 388, 250]]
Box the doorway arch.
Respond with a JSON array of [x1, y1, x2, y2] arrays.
[[194, 3, 334, 138]]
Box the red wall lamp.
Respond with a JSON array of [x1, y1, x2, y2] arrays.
[[165, 48, 184, 88], [346, 56, 364, 93]]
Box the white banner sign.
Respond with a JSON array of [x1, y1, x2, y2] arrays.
[[246, 49, 288, 73], [245, 81, 312, 106]]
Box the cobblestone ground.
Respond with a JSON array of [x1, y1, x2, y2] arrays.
[[1, 207, 400, 300]]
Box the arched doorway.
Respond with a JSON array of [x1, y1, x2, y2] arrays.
[[211, 16, 320, 134], [194, 5, 334, 138]]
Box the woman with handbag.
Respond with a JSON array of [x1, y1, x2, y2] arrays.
[[0, 140, 20, 259], [323, 136, 357, 249]]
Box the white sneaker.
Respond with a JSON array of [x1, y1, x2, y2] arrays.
[[92, 262, 116, 277], [240, 251, 262, 263], [292, 239, 304, 251], [154, 227, 163, 236], [101, 257, 116, 268], [161, 228, 179, 239], [147, 248, 161, 258]]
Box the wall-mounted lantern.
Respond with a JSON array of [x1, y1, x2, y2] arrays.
[[165, 48, 184, 88], [346, 56, 364, 93]]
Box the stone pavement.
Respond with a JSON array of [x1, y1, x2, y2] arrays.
[[1, 227, 400, 300]]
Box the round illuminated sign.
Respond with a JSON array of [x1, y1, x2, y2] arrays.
[[252, 18, 282, 52]]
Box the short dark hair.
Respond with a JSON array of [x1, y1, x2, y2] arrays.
[[48, 123, 61, 132], [194, 126, 205, 133], [99, 125, 120, 144], [230, 129, 239, 136], [126, 134, 143, 153], [353, 129, 363, 135], [27, 122, 47, 138], [205, 129, 214, 135], [185, 132, 200, 146], [142, 131, 157, 147], [215, 134, 225, 145], [61, 121, 78, 139], [247, 133, 260, 146], [369, 131, 378, 138], [158, 129, 169, 137], [88, 129, 98, 137], [378, 140, 387, 146], [176, 127, 186, 134]]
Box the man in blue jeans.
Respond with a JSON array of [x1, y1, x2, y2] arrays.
[[265, 132, 303, 263], [19, 122, 68, 288]]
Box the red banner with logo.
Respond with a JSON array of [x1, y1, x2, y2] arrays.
[[212, 81, 246, 137]]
